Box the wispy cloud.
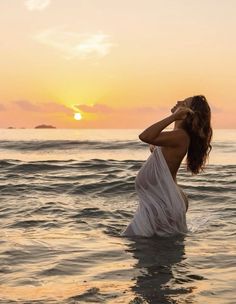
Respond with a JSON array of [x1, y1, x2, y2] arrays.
[[74, 103, 165, 115], [33, 27, 116, 60], [14, 100, 40, 111], [74, 103, 113, 113], [13, 100, 166, 116], [42, 102, 72, 114], [24, 0, 51, 11], [14, 100, 72, 113]]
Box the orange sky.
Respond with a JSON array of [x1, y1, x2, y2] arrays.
[[0, 0, 236, 128]]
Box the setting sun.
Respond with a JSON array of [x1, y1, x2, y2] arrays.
[[74, 113, 82, 120]]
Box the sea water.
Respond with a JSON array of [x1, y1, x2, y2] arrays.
[[0, 129, 235, 303]]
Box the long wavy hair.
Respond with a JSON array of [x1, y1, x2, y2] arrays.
[[182, 95, 213, 174]]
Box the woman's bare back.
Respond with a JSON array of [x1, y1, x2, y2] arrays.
[[149, 132, 189, 212], [161, 145, 188, 182]]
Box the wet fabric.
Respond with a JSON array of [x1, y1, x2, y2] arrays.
[[121, 146, 188, 237]]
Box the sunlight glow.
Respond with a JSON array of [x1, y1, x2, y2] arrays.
[[74, 112, 82, 120]]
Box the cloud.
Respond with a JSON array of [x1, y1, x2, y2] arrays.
[[14, 100, 41, 111], [33, 27, 116, 60], [74, 103, 113, 113], [42, 102, 72, 114], [14, 100, 72, 113], [13, 100, 166, 117], [24, 0, 51, 11], [74, 103, 167, 116]]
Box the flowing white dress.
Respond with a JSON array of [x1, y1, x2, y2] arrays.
[[121, 146, 188, 237]]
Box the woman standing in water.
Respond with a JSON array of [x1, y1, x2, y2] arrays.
[[122, 95, 212, 237]]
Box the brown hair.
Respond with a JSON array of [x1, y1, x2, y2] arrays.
[[182, 95, 213, 174]]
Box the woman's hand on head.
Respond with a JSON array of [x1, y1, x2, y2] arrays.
[[172, 106, 194, 120]]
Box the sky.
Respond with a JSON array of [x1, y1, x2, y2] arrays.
[[0, 0, 236, 128]]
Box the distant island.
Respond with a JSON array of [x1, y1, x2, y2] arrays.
[[35, 124, 56, 129]]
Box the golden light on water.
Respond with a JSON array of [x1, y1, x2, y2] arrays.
[[74, 113, 82, 120]]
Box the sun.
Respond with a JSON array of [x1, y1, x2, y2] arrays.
[[74, 112, 82, 120]]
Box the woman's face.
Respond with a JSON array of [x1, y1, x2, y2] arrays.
[[171, 97, 193, 113]]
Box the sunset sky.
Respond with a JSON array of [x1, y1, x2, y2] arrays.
[[1, 0, 236, 128]]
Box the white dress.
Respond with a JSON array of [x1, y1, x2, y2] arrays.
[[121, 146, 188, 237]]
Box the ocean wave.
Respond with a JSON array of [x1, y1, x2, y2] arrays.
[[0, 159, 143, 173], [211, 141, 236, 153], [0, 159, 234, 174], [0, 159, 235, 200], [0, 139, 234, 153], [0, 140, 144, 151]]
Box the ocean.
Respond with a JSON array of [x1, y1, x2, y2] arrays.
[[0, 129, 235, 304]]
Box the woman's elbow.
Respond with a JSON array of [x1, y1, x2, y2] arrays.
[[138, 133, 143, 140], [138, 133, 149, 143], [138, 133, 144, 141]]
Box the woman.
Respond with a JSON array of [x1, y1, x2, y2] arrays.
[[121, 95, 212, 237]]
